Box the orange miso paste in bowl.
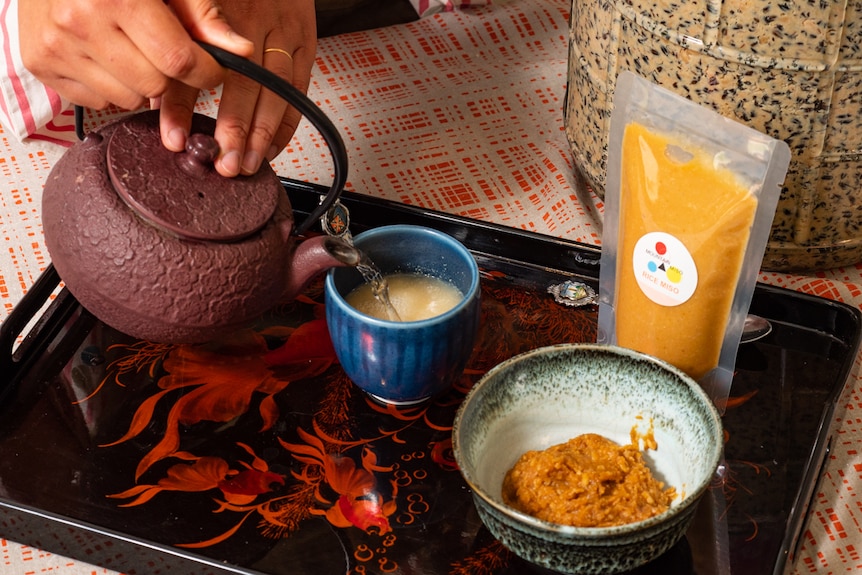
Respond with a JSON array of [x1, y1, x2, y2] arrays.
[[502, 431, 675, 528], [614, 122, 758, 381]]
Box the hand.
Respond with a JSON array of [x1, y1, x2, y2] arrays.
[[157, 0, 318, 177], [18, 0, 254, 112]]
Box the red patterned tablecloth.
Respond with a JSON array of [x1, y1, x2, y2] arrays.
[[0, 0, 860, 573]]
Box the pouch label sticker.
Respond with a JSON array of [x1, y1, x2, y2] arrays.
[[631, 232, 697, 307]]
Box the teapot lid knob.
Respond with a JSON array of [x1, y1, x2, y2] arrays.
[[106, 111, 280, 242], [177, 133, 220, 178]]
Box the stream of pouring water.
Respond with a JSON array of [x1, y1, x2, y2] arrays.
[[355, 253, 402, 321]]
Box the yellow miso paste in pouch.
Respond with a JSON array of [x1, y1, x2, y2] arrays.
[[599, 72, 790, 409], [615, 122, 758, 380]]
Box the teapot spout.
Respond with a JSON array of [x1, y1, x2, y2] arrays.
[[285, 235, 361, 300]]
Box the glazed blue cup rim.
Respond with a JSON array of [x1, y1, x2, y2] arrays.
[[325, 224, 480, 327]]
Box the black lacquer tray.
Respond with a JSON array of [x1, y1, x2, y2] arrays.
[[0, 179, 859, 575]]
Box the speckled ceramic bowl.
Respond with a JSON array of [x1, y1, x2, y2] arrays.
[[452, 343, 723, 574]]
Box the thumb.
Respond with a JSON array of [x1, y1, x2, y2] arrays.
[[169, 0, 254, 57]]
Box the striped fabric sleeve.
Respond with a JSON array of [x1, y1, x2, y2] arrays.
[[410, 0, 489, 18], [0, 0, 70, 142]]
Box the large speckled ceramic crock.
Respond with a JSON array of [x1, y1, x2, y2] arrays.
[[566, 0, 862, 271], [452, 343, 723, 575]]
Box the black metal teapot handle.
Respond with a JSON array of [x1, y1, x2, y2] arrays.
[[74, 41, 347, 236]]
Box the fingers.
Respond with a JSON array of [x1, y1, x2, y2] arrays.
[[157, 81, 202, 152], [266, 46, 311, 159], [169, 0, 254, 59], [26, 0, 319, 177], [274, 41, 316, 154], [210, 67, 259, 176], [213, 40, 316, 177], [251, 49, 296, 163], [160, 42, 309, 176], [19, 0, 162, 109], [213, 46, 293, 177], [199, 0, 317, 177], [18, 0, 247, 113], [122, 0, 244, 90]]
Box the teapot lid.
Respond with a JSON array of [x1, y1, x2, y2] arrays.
[[106, 111, 279, 242]]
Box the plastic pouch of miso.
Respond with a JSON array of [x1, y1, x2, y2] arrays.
[[597, 71, 790, 412]]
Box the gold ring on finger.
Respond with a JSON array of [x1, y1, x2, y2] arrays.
[[264, 48, 294, 62]]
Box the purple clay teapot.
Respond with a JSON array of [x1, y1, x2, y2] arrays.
[[41, 44, 360, 344]]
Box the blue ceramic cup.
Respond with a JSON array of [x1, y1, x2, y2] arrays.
[[325, 225, 481, 405]]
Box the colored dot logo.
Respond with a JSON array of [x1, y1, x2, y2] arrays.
[[647, 242, 682, 283], [632, 232, 698, 307]]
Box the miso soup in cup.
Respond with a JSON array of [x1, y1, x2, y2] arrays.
[[325, 225, 481, 405]]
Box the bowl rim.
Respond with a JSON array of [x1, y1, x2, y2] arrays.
[[451, 342, 724, 538]]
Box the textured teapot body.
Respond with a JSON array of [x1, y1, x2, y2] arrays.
[[42, 112, 357, 343]]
